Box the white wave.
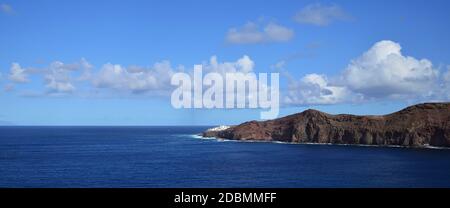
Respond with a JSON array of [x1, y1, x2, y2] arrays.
[[190, 134, 216, 140]]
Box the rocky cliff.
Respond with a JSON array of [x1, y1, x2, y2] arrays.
[[203, 103, 450, 147]]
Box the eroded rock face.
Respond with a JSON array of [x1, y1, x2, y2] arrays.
[[202, 103, 450, 147]]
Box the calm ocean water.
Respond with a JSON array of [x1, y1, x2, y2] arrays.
[[1, 126, 450, 188]]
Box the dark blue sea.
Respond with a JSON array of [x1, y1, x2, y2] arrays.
[[1, 126, 450, 188]]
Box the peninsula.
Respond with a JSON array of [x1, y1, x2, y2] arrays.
[[203, 103, 450, 148]]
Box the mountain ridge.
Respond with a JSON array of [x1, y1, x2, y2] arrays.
[[203, 103, 450, 147]]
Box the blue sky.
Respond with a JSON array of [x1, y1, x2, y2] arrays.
[[1, 0, 450, 125]]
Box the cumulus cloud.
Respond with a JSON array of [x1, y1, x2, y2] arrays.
[[203, 55, 255, 74], [76, 58, 94, 81], [6, 59, 93, 94], [182, 55, 276, 109], [45, 76, 75, 93], [440, 66, 450, 99], [44, 59, 93, 94], [342, 40, 439, 99], [284, 73, 352, 105], [203, 55, 260, 98], [45, 74, 74, 94], [283, 40, 445, 106], [294, 3, 350, 26], [4, 44, 447, 106], [8, 63, 29, 83], [0, 3, 13, 14], [226, 22, 294, 44], [4, 56, 260, 97], [92, 61, 177, 94], [88, 55, 263, 108], [444, 66, 450, 82]]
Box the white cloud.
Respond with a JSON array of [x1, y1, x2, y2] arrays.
[[8, 63, 29, 83], [284, 73, 351, 105], [196, 55, 270, 108], [92, 61, 176, 94], [294, 3, 350, 26], [44, 60, 89, 93], [226, 22, 294, 44], [0, 3, 13, 14], [283, 40, 445, 106], [189, 55, 258, 101], [226, 22, 263, 44], [343, 40, 439, 99], [89, 55, 260, 105], [5, 56, 258, 97], [5, 59, 93, 94], [45, 76, 75, 93], [440, 66, 450, 99], [4, 45, 447, 105], [264, 23, 295, 42], [444, 66, 450, 82], [204, 55, 255, 74], [77, 58, 94, 81]]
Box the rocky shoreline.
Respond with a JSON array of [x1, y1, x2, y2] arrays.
[[202, 103, 450, 148]]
